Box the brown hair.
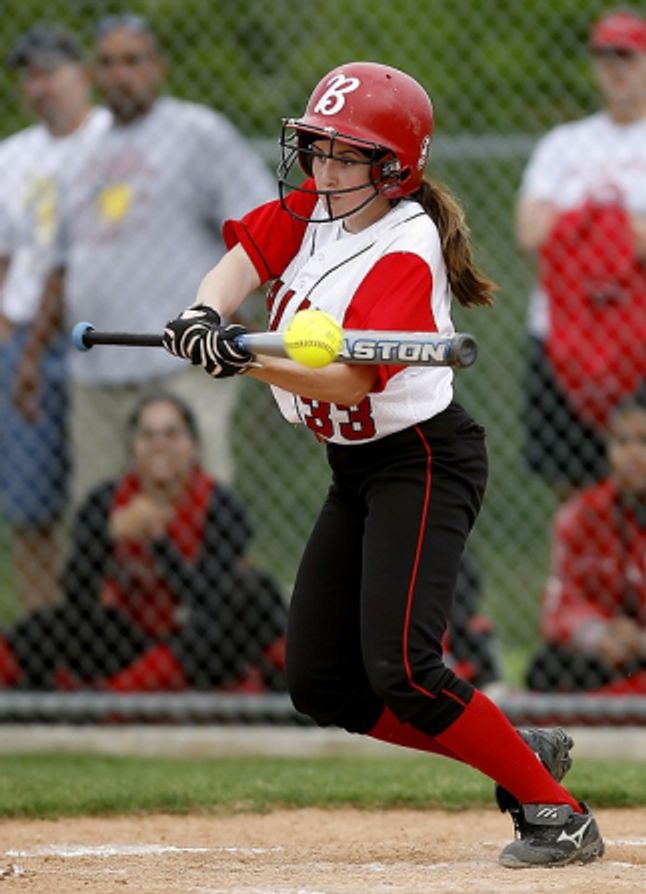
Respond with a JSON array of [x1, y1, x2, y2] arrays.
[[127, 391, 200, 445], [413, 179, 497, 308]]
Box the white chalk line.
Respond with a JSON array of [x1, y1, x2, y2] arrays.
[[607, 838, 646, 846], [4, 839, 644, 883], [193, 890, 329, 894], [5, 844, 282, 858], [193, 890, 328, 894], [485, 836, 646, 850], [6, 840, 646, 860]]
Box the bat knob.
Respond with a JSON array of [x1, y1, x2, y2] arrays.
[[71, 321, 95, 352]]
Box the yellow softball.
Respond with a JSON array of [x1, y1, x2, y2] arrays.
[[283, 309, 344, 368]]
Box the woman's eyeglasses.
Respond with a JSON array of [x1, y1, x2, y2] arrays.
[[591, 46, 640, 61]]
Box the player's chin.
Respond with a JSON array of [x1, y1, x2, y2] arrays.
[[333, 197, 370, 221]]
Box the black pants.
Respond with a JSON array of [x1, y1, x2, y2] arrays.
[[526, 643, 646, 693], [286, 403, 488, 737], [7, 567, 287, 691], [7, 604, 150, 688]]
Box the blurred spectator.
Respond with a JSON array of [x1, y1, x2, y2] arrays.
[[0, 392, 287, 692], [516, 9, 646, 498], [14, 14, 275, 500], [444, 551, 502, 691], [0, 25, 110, 609], [526, 385, 646, 694]]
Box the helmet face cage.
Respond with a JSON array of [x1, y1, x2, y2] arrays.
[[277, 62, 434, 224], [277, 122, 399, 223]]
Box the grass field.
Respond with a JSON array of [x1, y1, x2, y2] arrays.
[[1, 753, 645, 819]]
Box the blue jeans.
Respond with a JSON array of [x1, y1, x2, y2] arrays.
[[0, 327, 69, 525]]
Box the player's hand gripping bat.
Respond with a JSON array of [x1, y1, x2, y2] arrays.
[[71, 320, 478, 368]]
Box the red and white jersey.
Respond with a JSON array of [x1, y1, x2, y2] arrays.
[[224, 191, 454, 445]]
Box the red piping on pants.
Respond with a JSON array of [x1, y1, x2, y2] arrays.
[[402, 426, 468, 708]]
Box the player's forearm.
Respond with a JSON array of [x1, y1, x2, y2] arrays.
[[0, 255, 10, 296], [21, 268, 65, 362], [194, 243, 261, 317], [247, 355, 378, 406], [515, 199, 558, 254]]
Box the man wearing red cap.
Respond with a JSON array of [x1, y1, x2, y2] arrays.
[[516, 9, 646, 500]]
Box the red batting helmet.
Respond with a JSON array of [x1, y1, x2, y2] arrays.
[[278, 62, 434, 221]]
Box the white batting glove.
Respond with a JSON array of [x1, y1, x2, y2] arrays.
[[198, 323, 255, 379], [162, 304, 222, 363]]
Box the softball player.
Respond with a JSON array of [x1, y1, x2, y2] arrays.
[[163, 62, 603, 868]]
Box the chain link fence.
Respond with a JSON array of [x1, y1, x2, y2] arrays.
[[0, 0, 645, 723]]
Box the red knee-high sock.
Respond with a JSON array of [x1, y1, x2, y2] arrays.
[[369, 707, 461, 762], [435, 690, 581, 810], [0, 637, 20, 686], [106, 644, 187, 692]]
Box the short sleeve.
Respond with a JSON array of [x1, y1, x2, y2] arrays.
[[519, 129, 569, 202], [222, 181, 316, 282], [343, 252, 435, 391]]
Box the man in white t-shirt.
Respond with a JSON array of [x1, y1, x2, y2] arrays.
[[516, 9, 646, 497], [0, 26, 110, 609], [14, 14, 275, 501]]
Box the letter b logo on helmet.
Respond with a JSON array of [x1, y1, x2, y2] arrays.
[[313, 74, 361, 116], [297, 63, 434, 200]]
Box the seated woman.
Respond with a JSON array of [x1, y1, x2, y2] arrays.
[[526, 386, 646, 694], [0, 392, 287, 692]]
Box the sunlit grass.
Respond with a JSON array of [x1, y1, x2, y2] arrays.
[[0, 753, 642, 819]]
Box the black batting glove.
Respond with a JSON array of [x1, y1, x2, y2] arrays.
[[162, 304, 222, 363], [199, 323, 255, 379]]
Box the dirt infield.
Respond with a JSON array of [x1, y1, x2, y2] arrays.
[[1, 807, 645, 893]]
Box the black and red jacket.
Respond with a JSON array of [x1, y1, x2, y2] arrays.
[[63, 467, 251, 637]]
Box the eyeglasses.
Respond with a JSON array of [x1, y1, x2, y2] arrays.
[[590, 46, 641, 61], [95, 15, 153, 39], [135, 425, 191, 442], [95, 50, 155, 69]]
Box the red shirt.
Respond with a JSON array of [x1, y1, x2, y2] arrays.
[[541, 479, 646, 645], [101, 468, 212, 637], [541, 201, 646, 430]]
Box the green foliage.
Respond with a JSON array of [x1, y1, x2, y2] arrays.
[[0, 0, 617, 139], [0, 753, 643, 818]]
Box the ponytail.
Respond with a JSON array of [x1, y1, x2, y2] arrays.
[[413, 180, 496, 308]]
